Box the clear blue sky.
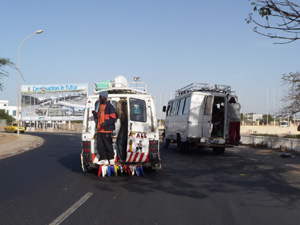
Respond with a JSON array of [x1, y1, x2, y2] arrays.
[[1, 0, 299, 118]]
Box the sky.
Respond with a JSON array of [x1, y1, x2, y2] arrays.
[[1, 0, 299, 119]]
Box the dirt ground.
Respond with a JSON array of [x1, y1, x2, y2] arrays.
[[0, 126, 17, 145], [0, 132, 18, 145]]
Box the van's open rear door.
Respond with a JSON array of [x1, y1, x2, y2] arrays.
[[202, 96, 213, 137]]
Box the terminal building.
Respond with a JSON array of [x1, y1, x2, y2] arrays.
[[1, 83, 88, 130]]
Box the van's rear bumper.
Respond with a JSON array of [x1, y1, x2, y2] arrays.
[[187, 137, 234, 148]]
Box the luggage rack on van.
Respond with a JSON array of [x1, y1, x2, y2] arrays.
[[175, 83, 232, 96], [94, 80, 147, 95]]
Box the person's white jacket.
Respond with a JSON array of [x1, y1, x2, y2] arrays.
[[228, 103, 241, 122]]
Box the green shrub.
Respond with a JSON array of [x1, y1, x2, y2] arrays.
[[282, 135, 300, 139], [0, 109, 15, 124], [250, 133, 278, 137]]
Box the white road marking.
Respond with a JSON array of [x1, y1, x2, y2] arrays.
[[49, 192, 93, 225]]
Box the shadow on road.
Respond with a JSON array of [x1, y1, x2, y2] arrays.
[[90, 143, 300, 208]]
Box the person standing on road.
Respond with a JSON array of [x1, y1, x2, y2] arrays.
[[228, 97, 241, 145], [92, 91, 116, 165]]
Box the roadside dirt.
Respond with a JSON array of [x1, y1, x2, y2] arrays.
[[0, 133, 18, 145]]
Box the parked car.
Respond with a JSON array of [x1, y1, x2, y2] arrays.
[[4, 123, 25, 133]]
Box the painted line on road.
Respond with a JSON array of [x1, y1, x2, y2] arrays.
[[49, 192, 93, 225]]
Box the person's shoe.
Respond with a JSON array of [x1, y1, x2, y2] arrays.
[[97, 159, 108, 165], [118, 159, 125, 164], [109, 159, 115, 165]]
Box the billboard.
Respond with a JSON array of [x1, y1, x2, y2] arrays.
[[21, 83, 88, 121]]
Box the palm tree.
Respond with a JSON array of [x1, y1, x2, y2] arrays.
[[0, 58, 16, 91]]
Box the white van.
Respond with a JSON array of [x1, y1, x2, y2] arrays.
[[163, 83, 237, 154], [279, 121, 289, 127], [81, 76, 161, 172]]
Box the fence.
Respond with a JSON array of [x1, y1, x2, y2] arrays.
[[241, 135, 300, 153]]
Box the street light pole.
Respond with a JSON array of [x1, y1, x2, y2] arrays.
[[17, 30, 43, 137]]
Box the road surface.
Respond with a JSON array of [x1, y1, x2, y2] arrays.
[[1, 132, 300, 225]]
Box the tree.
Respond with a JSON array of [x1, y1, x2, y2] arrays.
[[0, 109, 15, 124], [262, 114, 274, 125], [247, 0, 300, 44], [278, 72, 300, 117], [0, 58, 16, 91]]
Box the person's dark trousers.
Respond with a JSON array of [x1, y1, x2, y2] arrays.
[[97, 132, 114, 160], [116, 120, 128, 161], [229, 121, 241, 144]]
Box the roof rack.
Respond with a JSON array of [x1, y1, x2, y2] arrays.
[[175, 83, 232, 96], [94, 80, 147, 95]]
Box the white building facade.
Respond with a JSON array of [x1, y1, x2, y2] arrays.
[[0, 100, 19, 120]]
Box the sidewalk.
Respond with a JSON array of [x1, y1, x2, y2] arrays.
[[0, 132, 44, 159]]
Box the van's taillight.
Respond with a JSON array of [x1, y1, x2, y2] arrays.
[[149, 140, 158, 151], [82, 141, 91, 147], [86, 108, 90, 132], [82, 141, 91, 153]]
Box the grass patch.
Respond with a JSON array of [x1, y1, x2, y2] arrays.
[[250, 134, 278, 137]]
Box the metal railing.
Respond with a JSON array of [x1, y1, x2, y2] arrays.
[[94, 81, 147, 94], [175, 83, 232, 96]]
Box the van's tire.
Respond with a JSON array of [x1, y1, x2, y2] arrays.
[[85, 166, 93, 173], [177, 141, 184, 153], [177, 134, 189, 153], [213, 147, 225, 155], [177, 142, 190, 153], [163, 135, 170, 149], [81, 155, 92, 173], [145, 167, 157, 172], [177, 134, 183, 153]]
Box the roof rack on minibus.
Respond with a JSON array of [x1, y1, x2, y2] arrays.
[[94, 80, 147, 95], [175, 83, 232, 96]]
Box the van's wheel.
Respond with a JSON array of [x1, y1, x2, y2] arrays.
[[163, 135, 170, 149], [85, 166, 92, 173], [177, 142, 183, 153], [213, 147, 225, 155], [177, 142, 190, 153], [177, 135, 188, 153], [81, 155, 92, 173], [146, 167, 157, 172]]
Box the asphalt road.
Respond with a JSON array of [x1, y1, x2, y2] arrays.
[[1, 132, 300, 225]]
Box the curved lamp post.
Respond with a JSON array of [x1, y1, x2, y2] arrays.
[[17, 30, 43, 137]]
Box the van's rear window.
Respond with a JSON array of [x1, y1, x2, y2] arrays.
[[129, 98, 147, 122]]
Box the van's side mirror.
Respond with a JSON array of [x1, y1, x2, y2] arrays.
[[162, 106, 166, 112]]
